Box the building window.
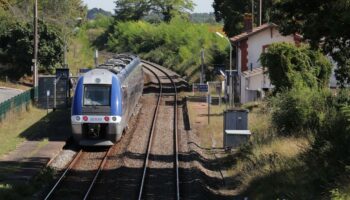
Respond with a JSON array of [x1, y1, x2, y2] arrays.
[[262, 44, 270, 53]]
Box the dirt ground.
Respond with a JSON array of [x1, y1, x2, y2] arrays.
[[187, 101, 225, 149]]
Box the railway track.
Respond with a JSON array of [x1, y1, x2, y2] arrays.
[[44, 61, 180, 200], [140, 61, 180, 200], [44, 147, 112, 200]]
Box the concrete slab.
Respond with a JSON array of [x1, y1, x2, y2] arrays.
[[0, 140, 66, 184]]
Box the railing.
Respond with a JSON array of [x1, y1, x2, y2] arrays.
[[0, 87, 37, 121]]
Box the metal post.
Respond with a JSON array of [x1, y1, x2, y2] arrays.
[[208, 94, 210, 124], [218, 85, 222, 106], [53, 79, 56, 111], [33, 0, 38, 91], [46, 90, 50, 114], [215, 32, 234, 108], [252, 0, 254, 28], [64, 38, 67, 68], [200, 49, 205, 84], [229, 43, 233, 108], [94, 49, 99, 67], [192, 83, 195, 96], [259, 0, 262, 26]]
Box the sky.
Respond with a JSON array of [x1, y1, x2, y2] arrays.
[[82, 0, 214, 13]]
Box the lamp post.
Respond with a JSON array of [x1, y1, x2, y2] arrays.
[[33, 0, 38, 95], [216, 32, 233, 108], [63, 26, 80, 68]]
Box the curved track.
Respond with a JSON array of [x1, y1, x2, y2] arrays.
[[44, 61, 181, 200], [139, 61, 180, 200]]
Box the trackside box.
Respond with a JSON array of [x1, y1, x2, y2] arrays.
[[223, 109, 251, 149]]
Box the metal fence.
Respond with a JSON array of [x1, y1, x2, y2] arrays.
[[0, 87, 36, 121]]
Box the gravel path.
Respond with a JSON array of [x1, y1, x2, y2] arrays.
[[51, 149, 108, 200], [90, 96, 157, 200], [142, 96, 176, 199]]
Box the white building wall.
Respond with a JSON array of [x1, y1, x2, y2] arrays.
[[247, 28, 295, 70], [240, 73, 272, 103], [240, 76, 246, 103], [236, 27, 295, 104], [237, 46, 242, 73]]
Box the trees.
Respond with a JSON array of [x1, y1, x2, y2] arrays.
[[0, 0, 86, 78], [106, 17, 227, 81], [271, 0, 350, 86], [0, 20, 64, 78], [115, 0, 151, 21], [114, 0, 194, 22], [213, 0, 276, 37], [213, 0, 350, 86], [260, 42, 332, 92]]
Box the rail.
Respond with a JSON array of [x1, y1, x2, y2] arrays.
[[140, 61, 180, 200], [44, 150, 83, 200], [138, 64, 163, 199], [44, 148, 112, 200]]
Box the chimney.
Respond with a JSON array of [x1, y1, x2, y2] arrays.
[[243, 13, 253, 32]]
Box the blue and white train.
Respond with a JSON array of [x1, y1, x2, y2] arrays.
[[71, 54, 143, 146]]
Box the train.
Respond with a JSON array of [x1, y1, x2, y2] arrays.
[[71, 54, 144, 146]]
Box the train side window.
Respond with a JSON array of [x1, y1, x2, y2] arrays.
[[122, 86, 128, 114]]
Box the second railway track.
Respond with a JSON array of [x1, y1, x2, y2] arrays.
[[140, 61, 180, 200]]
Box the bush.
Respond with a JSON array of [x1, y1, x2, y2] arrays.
[[260, 42, 332, 92], [270, 87, 328, 135]]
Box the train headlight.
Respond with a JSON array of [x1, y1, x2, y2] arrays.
[[83, 116, 88, 121], [104, 116, 110, 121], [75, 116, 81, 121], [112, 117, 117, 121]]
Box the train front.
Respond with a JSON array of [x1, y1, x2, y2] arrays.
[[71, 69, 123, 146]]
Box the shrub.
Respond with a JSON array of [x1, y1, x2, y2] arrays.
[[270, 86, 328, 135], [260, 42, 332, 92]]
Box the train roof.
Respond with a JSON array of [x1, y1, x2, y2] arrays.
[[97, 54, 140, 74]]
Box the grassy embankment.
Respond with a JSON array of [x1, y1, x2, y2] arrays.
[[187, 100, 311, 198], [66, 17, 113, 75], [0, 108, 71, 199], [0, 106, 47, 157], [0, 81, 30, 90]]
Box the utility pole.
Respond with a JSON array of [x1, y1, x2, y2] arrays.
[[259, 0, 262, 26], [251, 0, 254, 28], [33, 0, 38, 91], [200, 49, 205, 84], [94, 50, 99, 67], [215, 32, 234, 108]]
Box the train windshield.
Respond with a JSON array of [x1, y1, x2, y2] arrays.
[[84, 85, 111, 106]]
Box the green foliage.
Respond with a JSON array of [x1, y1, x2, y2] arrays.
[[270, 87, 328, 135], [331, 188, 350, 200], [213, 0, 277, 36], [85, 14, 114, 29], [271, 0, 350, 86], [0, 0, 86, 78], [114, 0, 194, 22], [106, 17, 228, 81], [260, 42, 332, 92], [0, 20, 64, 78]]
